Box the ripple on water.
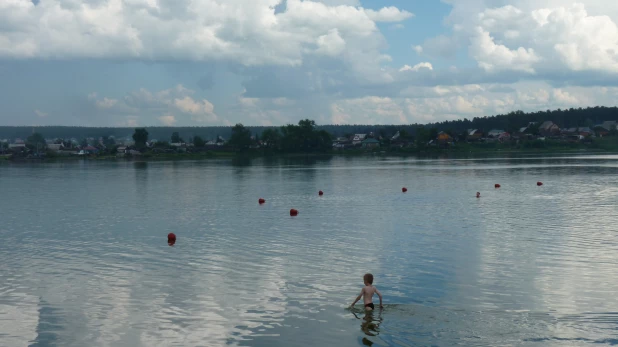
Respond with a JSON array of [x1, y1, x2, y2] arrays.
[[1, 157, 618, 346]]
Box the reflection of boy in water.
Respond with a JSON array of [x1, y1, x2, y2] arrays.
[[350, 273, 383, 311], [352, 309, 383, 339]]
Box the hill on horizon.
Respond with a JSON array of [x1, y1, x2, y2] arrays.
[[1, 106, 617, 141]]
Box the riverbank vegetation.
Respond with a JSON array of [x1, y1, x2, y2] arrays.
[[2, 107, 618, 161]]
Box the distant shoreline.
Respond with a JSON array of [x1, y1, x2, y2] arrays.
[[2, 145, 617, 164]]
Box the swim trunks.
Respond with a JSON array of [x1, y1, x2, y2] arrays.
[[365, 303, 375, 310]]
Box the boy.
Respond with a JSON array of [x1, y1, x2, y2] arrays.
[[350, 273, 383, 311]]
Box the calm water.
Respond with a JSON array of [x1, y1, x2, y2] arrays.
[[1, 155, 618, 347]]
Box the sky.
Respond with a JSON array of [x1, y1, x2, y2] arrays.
[[2, 0, 618, 127]]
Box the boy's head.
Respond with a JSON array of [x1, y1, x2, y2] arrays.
[[363, 273, 374, 285]]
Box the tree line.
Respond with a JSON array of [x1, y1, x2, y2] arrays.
[[2, 106, 618, 143], [127, 119, 333, 153]]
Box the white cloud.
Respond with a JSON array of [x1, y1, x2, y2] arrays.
[[317, 0, 360, 5], [399, 62, 433, 72], [416, 35, 460, 59], [552, 89, 580, 105], [330, 81, 618, 125], [315, 29, 346, 56], [0, 0, 406, 83], [364, 6, 414, 22], [158, 114, 177, 126], [89, 84, 221, 126], [330, 96, 408, 124], [174, 97, 215, 115], [470, 27, 540, 73], [272, 97, 296, 106], [95, 98, 118, 109], [235, 94, 303, 126], [436, 1, 618, 74], [34, 109, 47, 118], [123, 116, 139, 127]]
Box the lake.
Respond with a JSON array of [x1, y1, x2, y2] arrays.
[[1, 154, 618, 347]]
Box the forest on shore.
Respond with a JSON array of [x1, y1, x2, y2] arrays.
[[1, 106, 617, 142]]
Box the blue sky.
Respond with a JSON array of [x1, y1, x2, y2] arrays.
[[1, 0, 618, 127]]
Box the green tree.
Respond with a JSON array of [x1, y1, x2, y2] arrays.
[[80, 138, 89, 147], [193, 135, 206, 148], [529, 122, 541, 136], [171, 132, 183, 143], [415, 127, 430, 145], [315, 130, 333, 151], [429, 128, 439, 140], [27, 133, 47, 152], [133, 128, 149, 147], [229, 123, 252, 150], [261, 128, 281, 149], [298, 119, 317, 151], [278, 119, 332, 152], [102, 135, 116, 148]]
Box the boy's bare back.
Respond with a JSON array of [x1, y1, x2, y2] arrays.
[[362, 285, 381, 305], [350, 273, 383, 310]]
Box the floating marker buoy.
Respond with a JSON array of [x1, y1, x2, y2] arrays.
[[402, 187, 408, 193], [319, 190, 324, 196], [168, 233, 176, 246], [290, 209, 299, 216], [259, 198, 266, 204], [495, 184, 501, 188], [537, 182, 543, 186], [476, 192, 481, 198]]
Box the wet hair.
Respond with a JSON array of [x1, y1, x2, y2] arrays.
[[364, 273, 374, 285]]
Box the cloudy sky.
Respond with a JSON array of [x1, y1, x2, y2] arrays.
[[2, 0, 618, 127]]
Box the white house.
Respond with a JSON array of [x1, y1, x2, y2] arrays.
[[352, 134, 367, 145]]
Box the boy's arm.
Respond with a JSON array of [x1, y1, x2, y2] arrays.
[[350, 288, 364, 307], [376, 288, 383, 308]]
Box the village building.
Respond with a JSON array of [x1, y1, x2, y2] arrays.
[[539, 121, 560, 137], [467, 129, 483, 141], [361, 138, 380, 149]]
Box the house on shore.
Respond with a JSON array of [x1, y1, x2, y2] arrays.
[[498, 132, 511, 142], [361, 138, 380, 149], [47, 144, 64, 152], [437, 131, 453, 144], [578, 127, 594, 137], [487, 129, 505, 138], [467, 129, 483, 141], [601, 121, 617, 131], [352, 134, 367, 145], [539, 121, 560, 137], [9, 143, 26, 150]]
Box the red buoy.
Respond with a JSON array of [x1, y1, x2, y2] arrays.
[[476, 192, 481, 198], [259, 198, 266, 204], [290, 209, 299, 216], [495, 184, 501, 188], [319, 190, 324, 196], [537, 182, 543, 186], [167, 233, 176, 246], [402, 187, 408, 193]]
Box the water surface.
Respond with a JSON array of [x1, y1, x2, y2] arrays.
[[1, 155, 618, 346]]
